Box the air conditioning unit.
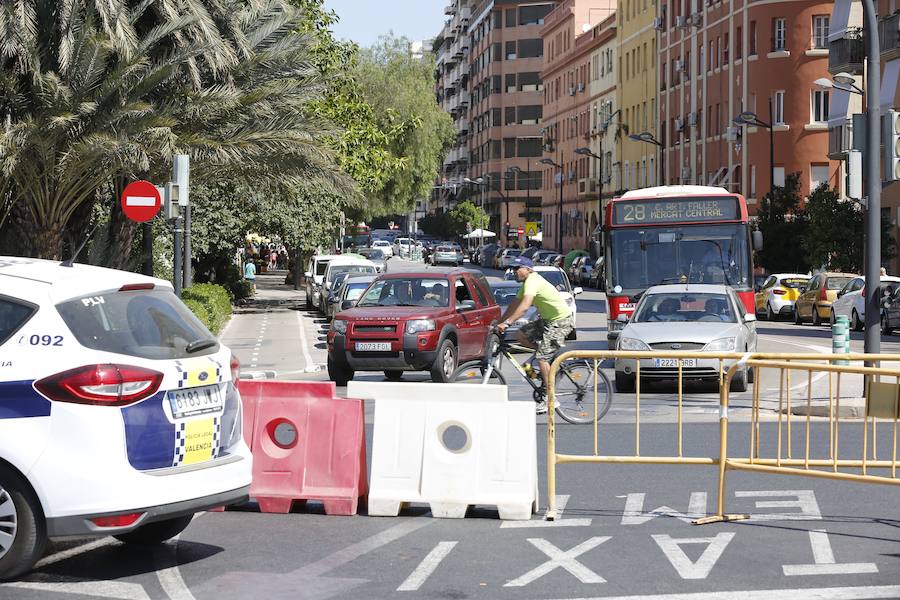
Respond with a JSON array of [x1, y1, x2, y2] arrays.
[[675, 15, 687, 28], [602, 173, 612, 184], [653, 16, 665, 30], [725, 126, 740, 142], [569, 86, 576, 96], [577, 82, 585, 92], [691, 12, 702, 27], [675, 59, 684, 72], [688, 112, 698, 127], [681, 166, 692, 180], [675, 117, 684, 130]]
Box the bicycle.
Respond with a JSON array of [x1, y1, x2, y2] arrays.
[[451, 328, 613, 424]]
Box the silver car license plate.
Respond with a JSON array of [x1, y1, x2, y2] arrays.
[[654, 358, 697, 368], [356, 342, 391, 351]]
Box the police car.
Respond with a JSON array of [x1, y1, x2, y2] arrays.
[[0, 257, 251, 580]]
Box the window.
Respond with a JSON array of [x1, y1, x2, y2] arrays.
[[813, 15, 829, 49], [774, 91, 785, 124], [811, 90, 829, 122], [492, 43, 502, 61], [494, 10, 503, 28], [736, 26, 743, 59], [505, 106, 516, 125], [519, 4, 552, 25], [810, 164, 829, 191], [749, 21, 757, 55], [723, 33, 729, 63], [504, 138, 517, 157], [0, 296, 36, 346], [772, 18, 786, 51], [517, 137, 542, 157], [773, 166, 786, 187], [750, 165, 757, 197], [506, 41, 517, 61], [518, 38, 544, 58], [492, 75, 501, 93], [518, 105, 543, 124], [491, 140, 501, 159], [505, 8, 516, 27]]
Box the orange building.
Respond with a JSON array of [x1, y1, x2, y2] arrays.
[[539, 0, 616, 252]]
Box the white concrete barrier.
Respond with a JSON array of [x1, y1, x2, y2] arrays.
[[348, 381, 538, 520]]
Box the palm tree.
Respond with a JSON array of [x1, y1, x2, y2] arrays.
[[0, 0, 358, 259]]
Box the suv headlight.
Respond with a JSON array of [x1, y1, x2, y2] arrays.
[[703, 337, 736, 351], [332, 319, 348, 334], [406, 319, 436, 334], [618, 336, 650, 351]]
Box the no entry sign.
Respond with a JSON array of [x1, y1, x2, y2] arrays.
[[121, 180, 161, 222]]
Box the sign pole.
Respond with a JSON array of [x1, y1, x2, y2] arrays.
[[173, 155, 191, 288], [142, 222, 154, 276], [173, 215, 183, 297]]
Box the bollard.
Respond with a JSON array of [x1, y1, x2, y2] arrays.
[[833, 316, 850, 365]]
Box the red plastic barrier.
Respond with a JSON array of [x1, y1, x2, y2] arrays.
[[249, 380, 367, 516]]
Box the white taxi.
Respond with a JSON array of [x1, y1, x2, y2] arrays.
[[0, 257, 251, 580]]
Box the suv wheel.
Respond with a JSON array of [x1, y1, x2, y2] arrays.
[[431, 339, 457, 383], [0, 464, 47, 581], [327, 356, 354, 386], [114, 515, 193, 545]]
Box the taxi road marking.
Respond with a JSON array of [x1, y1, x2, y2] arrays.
[[782, 530, 879, 576], [549, 585, 900, 600], [620, 492, 707, 525], [652, 532, 735, 579], [504, 536, 611, 587]]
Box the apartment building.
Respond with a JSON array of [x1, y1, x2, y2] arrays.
[[619, 0, 659, 191], [539, 0, 616, 252], [464, 0, 564, 239], [659, 0, 839, 206]]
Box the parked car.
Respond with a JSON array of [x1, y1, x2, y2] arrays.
[[489, 280, 537, 341], [793, 272, 856, 326], [355, 248, 387, 272], [830, 275, 900, 330], [477, 243, 501, 268], [327, 270, 501, 384], [497, 248, 522, 269], [521, 246, 542, 260], [614, 284, 758, 392], [318, 258, 378, 314], [430, 244, 465, 266], [304, 254, 341, 310], [393, 237, 414, 258], [589, 257, 605, 289], [371, 239, 393, 257], [532, 250, 556, 265], [0, 257, 251, 579], [879, 286, 900, 334], [754, 273, 810, 320], [570, 256, 594, 286], [326, 274, 377, 320]]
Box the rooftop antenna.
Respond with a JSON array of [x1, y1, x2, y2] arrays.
[[61, 221, 102, 268]]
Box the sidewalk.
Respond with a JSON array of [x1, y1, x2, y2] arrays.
[[219, 270, 326, 380]]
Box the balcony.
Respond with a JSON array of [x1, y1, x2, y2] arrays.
[[828, 30, 864, 76], [444, 4, 455, 15], [880, 13, 900, 60], [827, 119, 852, 160]]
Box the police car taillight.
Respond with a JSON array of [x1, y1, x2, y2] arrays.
[[90, 513, 145, 528], [230, 354, 240, 389], [35, 364, 163, 406]]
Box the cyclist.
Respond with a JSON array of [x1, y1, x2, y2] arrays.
[[497, 256, 574, 413]]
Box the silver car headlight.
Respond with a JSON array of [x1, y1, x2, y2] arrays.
[[332, 319, 348, 334], [703, 336, 736, 352], [618, 336, 650, 351], [406, 319, 436, 334]]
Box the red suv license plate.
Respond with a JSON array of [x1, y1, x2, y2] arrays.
[[356, 342, 391, 351]]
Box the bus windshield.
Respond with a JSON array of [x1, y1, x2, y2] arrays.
[[608, 223, 750, 293]]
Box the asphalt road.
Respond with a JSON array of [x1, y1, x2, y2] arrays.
[[5, 259, 898, 600]]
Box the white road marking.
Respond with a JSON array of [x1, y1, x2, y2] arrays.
[[154, 537, 198, 600], [396, 541, 457, 591], [3, 579, 150, 600], [736, 490, 822, 521], [620, 492, 707, 525], [501, 494, 592, 528], [548, 585, 900, 600], [783, 530, 879, 576], [652, 532, 735, 579], [34, 537, 117, 568], [504, 536, 610, 587], [296, 310, 314, 372], [294, 519, 432, 578], [762, 338, 830, 392]]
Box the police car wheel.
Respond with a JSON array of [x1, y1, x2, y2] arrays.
[[0, 464, 47, 581], [113, 514, 194, 546]]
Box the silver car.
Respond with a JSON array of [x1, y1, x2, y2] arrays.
[[614, 284, 757, 392], [431, 244, 464, 266]]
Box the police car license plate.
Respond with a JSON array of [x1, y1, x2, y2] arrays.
[[356, 342, 391, 351], [654, 358, 697, 368], [168, 385, 223, 419]]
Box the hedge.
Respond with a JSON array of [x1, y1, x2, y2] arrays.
[[182, 298, 212, 331], [182, 283, 232, 335]]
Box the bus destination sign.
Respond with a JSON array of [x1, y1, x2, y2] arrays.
[[613, 197, 740, 225]]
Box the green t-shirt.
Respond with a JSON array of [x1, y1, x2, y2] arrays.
[[517, 272, 571, 322]]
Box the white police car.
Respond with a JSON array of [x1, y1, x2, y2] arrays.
[[0, 257, 251, 579]]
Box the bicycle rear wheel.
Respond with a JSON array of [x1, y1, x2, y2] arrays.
[[553, 360, 612, 424], [451, 362, 507, 386]]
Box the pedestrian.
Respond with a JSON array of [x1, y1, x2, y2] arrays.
[[880, 267, 888, 276], [269, 250, 277, 270], [243, 259, 257, 293]]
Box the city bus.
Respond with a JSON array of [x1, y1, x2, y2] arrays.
[[602, 186, 762, 342]]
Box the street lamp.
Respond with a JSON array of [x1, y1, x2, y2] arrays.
[[540, 157, 564, 252], [815, 72, 865, 95], [575, 147, 603, 235], [733, 107, 776, 219], [627, 131, 664, 184]]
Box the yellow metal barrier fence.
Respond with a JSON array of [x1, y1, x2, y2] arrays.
[[545, 351, 900, 523]]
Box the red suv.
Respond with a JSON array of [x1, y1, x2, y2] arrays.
[[327, 270, 501, 384]]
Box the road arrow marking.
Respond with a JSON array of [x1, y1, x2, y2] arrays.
[[397, 541, 457, 591], [504, 536, 610, 587], [652, 532, 735, 579], [783, 530, 879, 576]]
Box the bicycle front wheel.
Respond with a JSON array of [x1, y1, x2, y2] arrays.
[[451, 361, 507, 386], [553, 360, 612, 424]]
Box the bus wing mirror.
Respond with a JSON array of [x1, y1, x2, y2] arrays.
[[752, 230, 763, 251]]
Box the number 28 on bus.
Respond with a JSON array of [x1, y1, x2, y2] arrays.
[[601, 186, 763, 341]]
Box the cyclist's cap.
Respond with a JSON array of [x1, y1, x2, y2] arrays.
[[511, 256, 534, 268]]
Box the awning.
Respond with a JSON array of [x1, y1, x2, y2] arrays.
[[827, 0, 852, 42], [882, 59, 900, 112], [828, 88, 851, 127]]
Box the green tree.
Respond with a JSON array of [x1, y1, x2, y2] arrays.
[[448, 201, 489, 236], [755, 173, 810, 273]]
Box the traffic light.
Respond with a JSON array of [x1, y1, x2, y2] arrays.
[[883, 109, 900, 182]]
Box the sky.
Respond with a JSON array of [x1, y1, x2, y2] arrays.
[[323, 0, 449, 48]]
